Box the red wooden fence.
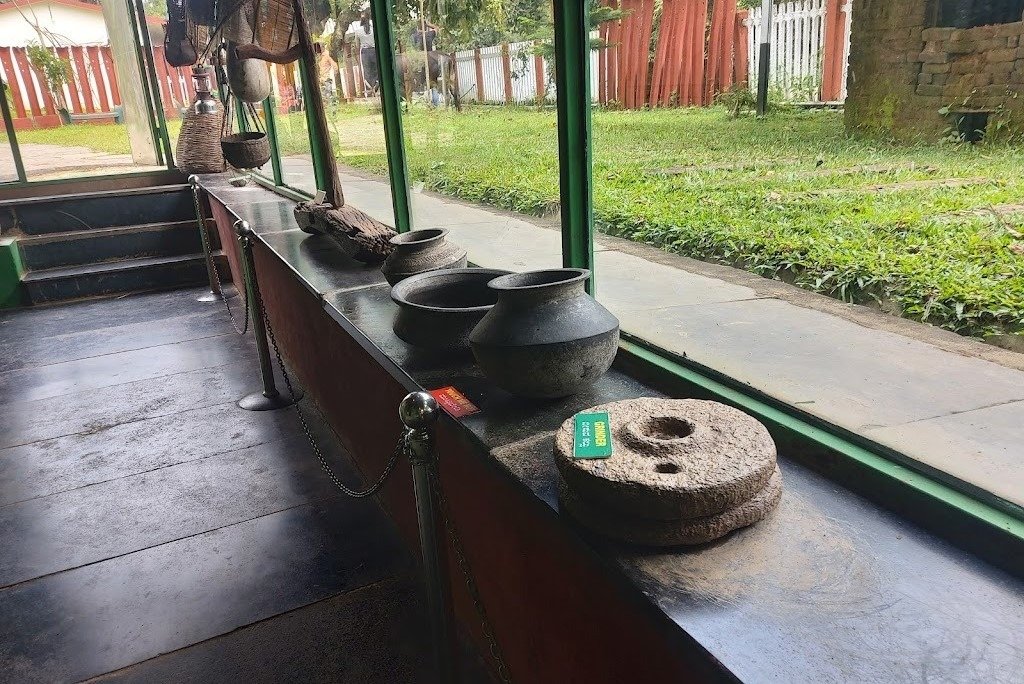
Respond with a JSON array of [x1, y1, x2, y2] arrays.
[[597, 0, 843, 109], [0, 44, 193, 130]]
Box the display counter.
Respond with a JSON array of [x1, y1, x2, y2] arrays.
[[201, 175, 1023, 683]]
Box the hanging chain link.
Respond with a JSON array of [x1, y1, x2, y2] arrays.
[[428, 467, 513, 684], [190, 185, 249, 335], [256, 277, 403, 498]]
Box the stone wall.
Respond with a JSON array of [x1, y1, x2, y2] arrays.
[[845, 0, 1024, 139]]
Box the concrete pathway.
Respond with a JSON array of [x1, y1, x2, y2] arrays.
[[316, 162, 1024, 510], [0, 142, 161, 182]]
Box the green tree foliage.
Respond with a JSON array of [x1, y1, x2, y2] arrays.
[[142, 0, 168, 19], [26, 43, 70, 112]]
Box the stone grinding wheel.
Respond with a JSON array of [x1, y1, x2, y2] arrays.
[[559, 467, 783, 546], [554, 398, 779, 521]]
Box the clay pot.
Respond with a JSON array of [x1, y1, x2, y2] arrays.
[[469, 268, 619, 399], [390, 268, 510, 352], [381, 228, 467, 285]]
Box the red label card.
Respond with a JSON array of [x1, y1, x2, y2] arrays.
[[429, 386, 480, 418]]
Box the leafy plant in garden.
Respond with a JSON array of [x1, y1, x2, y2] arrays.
[[717, 84, 756, 117], [26, 43, 71, 114]]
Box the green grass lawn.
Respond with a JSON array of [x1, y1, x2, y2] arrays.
[[8, 104, 1023, 340]]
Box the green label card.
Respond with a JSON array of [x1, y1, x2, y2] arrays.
[[573, 412, 613, 459]]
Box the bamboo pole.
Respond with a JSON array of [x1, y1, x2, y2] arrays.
[[292, 0, 344, 207]]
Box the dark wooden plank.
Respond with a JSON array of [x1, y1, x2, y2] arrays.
[[0, 308, 231, 373], [0, 288, 212, 340], [0, 499, 410, 683], [0, 332, 256, 405], [0, 363, 262, 448], [0, 433, 343, 587], [0, 400, 298, 506], [93, 578, 430, 684]]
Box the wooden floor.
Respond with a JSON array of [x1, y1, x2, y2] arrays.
[[0, 288, 430, 683]]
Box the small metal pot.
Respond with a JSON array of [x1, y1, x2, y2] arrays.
[[391, 268, 510, 352], [381, 228, 467, 285]]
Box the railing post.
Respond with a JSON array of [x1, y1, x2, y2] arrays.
[[368, 0, 414, 233], [552, 0, 596, 295], [188, 175, 221, 302], [501, 42, 514, 104], [474, 48, 484, 102], [234, 219, 300, 411], [400, 391, 455, 684], [756, 0, 773, 115]]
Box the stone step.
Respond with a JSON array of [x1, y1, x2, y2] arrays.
[[18, 221, 202, 271], [21, 254, 209, 305], [1, 185, 194, 235]]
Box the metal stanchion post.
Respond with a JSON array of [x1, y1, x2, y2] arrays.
[[400, 392, 455, 684], [756, 0, 773, 117], [235, 219, 300, 411], [188, 175, 221, 303]]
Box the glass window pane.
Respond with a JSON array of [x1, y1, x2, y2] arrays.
[[269, 60, 317, 194], [354, 1, 564, 269], [0, 4, 167, 181], [588, 0, 1024, 506], [318, 4, 394, 223], [0, 127, 19, 183]]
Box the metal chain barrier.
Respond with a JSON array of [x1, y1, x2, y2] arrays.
[[240, 221, 512, 681], [258, 284, 404, 498], [428, 466, 513, 683], [188, 180, 250, 335]]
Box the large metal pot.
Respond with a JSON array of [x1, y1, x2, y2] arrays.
[[469, 268, 620, 399]]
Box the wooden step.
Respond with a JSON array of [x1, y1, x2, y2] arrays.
[[18, 221, 202, 271], [1, 185, 195, 235], [21, 253, 210, 304]]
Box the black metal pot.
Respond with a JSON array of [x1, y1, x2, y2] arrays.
[[381, 228, 468, 285], [469, 268, 620, 399], [391, 268, 511, 352]]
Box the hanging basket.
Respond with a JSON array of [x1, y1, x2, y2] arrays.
[[254, 0, 297, 54], [221, 131, 271, 169], [164, 0, 198, 67], [185, 0, 218, 27]]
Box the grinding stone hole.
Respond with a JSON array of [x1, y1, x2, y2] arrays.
[[655, 462, 680, 474], [640, 416, 694, 441]]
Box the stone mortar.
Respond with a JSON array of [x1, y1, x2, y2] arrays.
[[559, 466, 783, 547], [554, 398, 777, 520]]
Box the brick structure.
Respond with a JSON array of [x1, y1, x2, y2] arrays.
[[845, 0, 1024, 139]]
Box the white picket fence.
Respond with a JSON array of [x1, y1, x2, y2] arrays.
[[746, 0, 852, 102], [452, 37, 601, 104]]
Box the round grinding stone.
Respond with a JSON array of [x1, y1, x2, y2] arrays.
[[559, 466, 783, 547], [554, 398, 778, 520]]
